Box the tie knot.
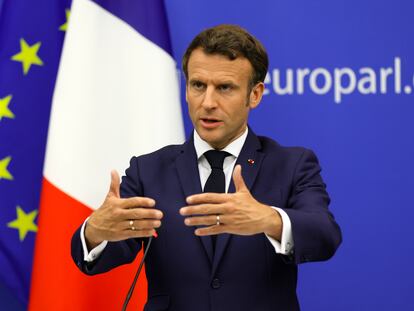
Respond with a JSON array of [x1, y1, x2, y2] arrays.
[[204, 150, 231, 170]]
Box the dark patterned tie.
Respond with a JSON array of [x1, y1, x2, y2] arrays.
[[203, 150, 231, 250]]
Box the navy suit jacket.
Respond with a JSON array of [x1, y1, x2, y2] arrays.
[[71, 128, 342, 311]]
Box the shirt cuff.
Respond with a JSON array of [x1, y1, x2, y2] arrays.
[[80, 217, 108, 262], [265, 207, 294, 255]]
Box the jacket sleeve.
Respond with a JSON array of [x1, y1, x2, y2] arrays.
[[282, 149, 342, 265], [71, 156, 146, 275]]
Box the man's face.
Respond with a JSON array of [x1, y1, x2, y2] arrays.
[[186, 48, 264, 149]]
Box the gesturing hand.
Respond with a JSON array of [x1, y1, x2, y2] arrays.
[[180, 165, 282, 240], [84, 170, 163, 249]]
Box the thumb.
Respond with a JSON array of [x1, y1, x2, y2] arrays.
[[108, 170, 121, 198], [233, 164, 248, 192]]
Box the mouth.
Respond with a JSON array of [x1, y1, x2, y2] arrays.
[[199, 117, 223, 129]]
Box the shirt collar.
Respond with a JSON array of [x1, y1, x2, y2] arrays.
[[193, 127, 248, 160]]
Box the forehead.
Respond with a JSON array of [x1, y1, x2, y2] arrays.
[[187, 48, 252, 82]]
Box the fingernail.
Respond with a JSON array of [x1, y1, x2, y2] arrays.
[[186, 196, 192, 204], [153, 230, 158, 238], [184, 218, 190, 225], [180, 208, 185, 215]]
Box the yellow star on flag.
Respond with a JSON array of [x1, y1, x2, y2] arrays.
[[0, 156, 13, 180], [7, 206, 38, 241], [59, 9, 71, 31], [0, 95, 15, 121], [11, 38, 44, 75]]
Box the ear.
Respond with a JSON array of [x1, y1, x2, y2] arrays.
[[185, 82, 189, 103], [248, 82, 265, 109]]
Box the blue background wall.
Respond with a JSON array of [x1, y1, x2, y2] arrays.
[[165, 1, 414, 310], [1, 0, 413, 310]]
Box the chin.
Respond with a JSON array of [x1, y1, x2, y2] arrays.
[[198, 131, 221, 146]]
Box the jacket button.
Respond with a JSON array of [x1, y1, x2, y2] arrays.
[[211, 278, 221, 289]]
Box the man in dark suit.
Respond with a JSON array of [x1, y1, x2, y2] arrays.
[[72, 24, 342, 310]]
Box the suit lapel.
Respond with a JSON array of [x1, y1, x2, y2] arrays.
[[212, 128, 264, 276], [175, 133, 214, 264]]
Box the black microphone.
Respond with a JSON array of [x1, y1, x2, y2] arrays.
[[121, 236, 154, 311]]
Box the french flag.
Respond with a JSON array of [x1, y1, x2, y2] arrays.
[[29, 0, 184, 309]]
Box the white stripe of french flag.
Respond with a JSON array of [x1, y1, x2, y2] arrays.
[[29, 0, 184, 309]]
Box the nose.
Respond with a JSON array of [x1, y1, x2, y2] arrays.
[[201, 86, 217, 110]]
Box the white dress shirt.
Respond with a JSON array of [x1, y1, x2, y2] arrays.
[[81, 127, 294, 262]]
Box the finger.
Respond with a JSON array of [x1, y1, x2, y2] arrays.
[[184, 214, 227, 227], [186, 192, 230, 205], [119, 196, 156, 209], [109, 170, 121, 198], [117, 229, 157, 240], [122, 208, 163, 220], [180, 203, 226, 216], [122, 219, 162, 230], [194, 225, 226, 236], [233, 164, 248, 192]]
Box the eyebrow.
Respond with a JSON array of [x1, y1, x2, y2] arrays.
[[189, 78, 238, 85], [188, 78, 204, 83]]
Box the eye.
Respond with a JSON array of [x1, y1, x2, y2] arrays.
[[190, 81, 205, 91], [218, 84, 233, 92]]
